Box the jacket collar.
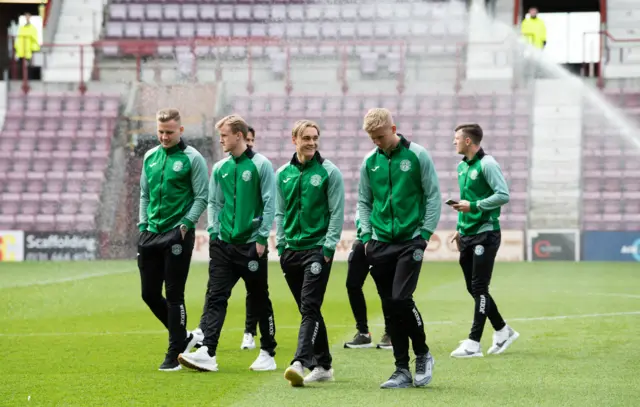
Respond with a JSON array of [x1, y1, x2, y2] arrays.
[[463, 147, 486, 164], [290, 151, 324, 168], [163, 139, 186, 155], [377, 133, 410, 156], [230, 146, 254, 161]]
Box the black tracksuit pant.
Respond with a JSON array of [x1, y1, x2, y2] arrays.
[[201, 238, 277, 356], [198, 278, 260, 336], [138, 227, 195, 356], [244, 283, 259, 335], [280, 247, 332, 371], [346, 239, 391, 335], [458, 230, 506, 342], [367, 237, 429, 370]]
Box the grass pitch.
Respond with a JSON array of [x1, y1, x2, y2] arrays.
[[1, 260, 639, 406]]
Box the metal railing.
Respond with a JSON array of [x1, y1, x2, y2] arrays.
[[8, 36, 523, 95]]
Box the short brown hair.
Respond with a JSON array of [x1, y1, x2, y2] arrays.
[[291, 120, 320, 139], [455, 123, 483, 144], [216, 114, 248, 138], [156, 108, 181, 124]]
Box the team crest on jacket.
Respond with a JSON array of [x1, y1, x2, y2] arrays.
[[469, 169, 479, 180], [400, 159, 411, 172], [310, 262, 322, 275], [242, 170, 252, 182], [172, 161, 183, 172], [248, 260, 259, 272], [171, 244, 183, 256], [412, 249, 423, 261], [310, 174, 322, 187]]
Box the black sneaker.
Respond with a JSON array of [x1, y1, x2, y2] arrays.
[[380, 368, 412, 389], [158, 353, 181, 371], [344, 332, 375, 348], [377, 333, 393, 350]]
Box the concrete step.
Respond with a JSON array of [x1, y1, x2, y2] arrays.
[[529, 189, 581, 198]]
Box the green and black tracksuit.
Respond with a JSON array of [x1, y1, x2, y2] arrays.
[[346, 208, 390, 337], [201, 148, 277, 357], [358, 135, 441, 369], [275, 152, 344, 370], [456, 148, 510, 342], [137, 139, 208, 356]]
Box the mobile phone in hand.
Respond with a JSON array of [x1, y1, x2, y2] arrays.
[[445, 199, 459, 206]]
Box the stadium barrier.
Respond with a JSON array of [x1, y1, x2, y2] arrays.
[[23, 232, 99, 261], [581, 231, 640, 262], [526, 229, 580, 262], [0, 230, 25, 262], [0, 231, 99, 262], [192, 229, 526, 263]]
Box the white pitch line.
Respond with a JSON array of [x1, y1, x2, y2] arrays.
[[553, 290, 640, 300], [585, 292, 640, 300], [2, 310, 639, 338], [0, 269, 136, 289]]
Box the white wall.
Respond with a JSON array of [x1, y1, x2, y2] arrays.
[[535, 12, 601, 64]]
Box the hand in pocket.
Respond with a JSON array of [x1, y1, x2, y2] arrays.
[[256, 242, 266, 258]]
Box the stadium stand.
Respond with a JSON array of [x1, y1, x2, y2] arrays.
[[581, 89, 640, 231], [104, 1, 467, 44], [0, 91, 120, 232]]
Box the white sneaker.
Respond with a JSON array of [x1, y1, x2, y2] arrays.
[[304, 366, 334, 384], [450, 339, 483, 358], [178, 346, 218, 372], [241, 333, 256, 350], [250, 349, 277, 371], [488, 325, 520, 355], [284, 361, 305, 387]]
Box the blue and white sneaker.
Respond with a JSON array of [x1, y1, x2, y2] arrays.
[[414, 352, 434, 387], [380, 368, 412, 389]]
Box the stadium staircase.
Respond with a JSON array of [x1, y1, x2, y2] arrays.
[[527, 80, 582, 229], [42, 0, 106, 83]]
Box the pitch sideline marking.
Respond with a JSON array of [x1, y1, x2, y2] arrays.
[[2, 310, 639, 337], [0, 269, 136, 289]]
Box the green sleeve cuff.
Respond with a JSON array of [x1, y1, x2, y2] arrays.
[[256, 235, 268, 246], [361, 233, 372, 244], [138, 224, 147, 232], [277, 246, 284, 256], [420, 230, 433, 241], [470, 201, 479, 213], [323, 246, 335, 258], [181, 218, 195, 229]]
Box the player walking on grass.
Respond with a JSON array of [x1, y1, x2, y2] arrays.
[[449, 123, 519, 358], [358, 108, 441, 389], [344, 206, 392, 350], [178, 115, 278, 372], [279, 120, 345, 387], [192, 125, 261, 351], [137, 108, 208, 371]]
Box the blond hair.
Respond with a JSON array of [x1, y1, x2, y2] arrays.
[[362, 108, 394, 133], [156, 108, 181, 124], [291, 119, 320, 139], [215, 114, 248, 138]]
